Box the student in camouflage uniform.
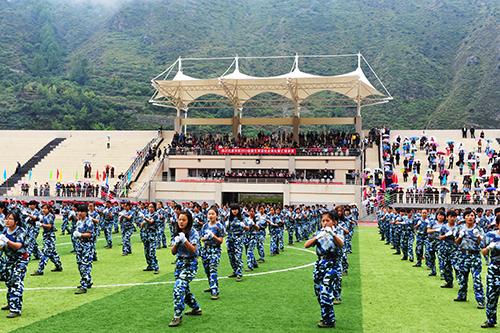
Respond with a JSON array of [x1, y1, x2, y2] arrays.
[[74, 204, 95, 295], [305, 210, 345, 328], [454, 209, 485, 308], [481, 214, 500, 328], [142, 202, 160, 274], [226, 205, 245, 282], [31, 204, 62, 275], [0, 212, 29, 318], [169, 210, 202, 327], [200, 206, 225, 299]]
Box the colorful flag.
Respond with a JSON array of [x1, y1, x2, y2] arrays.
[[56, 169, 60, 180], [49, 170, 53, 180], [2, 168, 6, 181], [96, 171, 100, 181], [75, 170, 78, 180], [28, 169, 32, 181]]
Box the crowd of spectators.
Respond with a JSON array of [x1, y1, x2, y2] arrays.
[[166, 130, 362, 156]]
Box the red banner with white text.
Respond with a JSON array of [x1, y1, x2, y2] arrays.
[[217, 148, 296, 155]]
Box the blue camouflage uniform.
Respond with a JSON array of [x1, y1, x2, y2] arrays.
[[484, 231, 500, 326], [268, 214, 281, 255], [426, 218, 443, 275], [284, 209, 295, 245], [438, 223, 459, 285], [455, 225, 485, 305], [313, 226, 344, 326], [242, 217, 258, 269], [119, 209, 135, 255], [200, 221, 226, 295], [74, 216, 94, 290], [2, 226, 29, 314], [23, 208, 42, 259], [156, 206, 168, 248], [36, 213, 62, 273], [60, 205, 70, 234], [173, 229, 201, 318], [89, 210, 100, 261], [414, 215, 428, 266], [226, 217, 245, 278], [142, 210, 159, 271], [101, 206, 114, 247], [0, 213, 6, 280], [255, 212, 267, 261]]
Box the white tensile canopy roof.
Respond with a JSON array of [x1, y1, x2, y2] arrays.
[[150, 54, 392, 110]]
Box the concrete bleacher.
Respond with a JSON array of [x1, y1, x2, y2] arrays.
[[4, 130, 158, 196], [0, 131, 57, 180], [387, 129, 500, 187]]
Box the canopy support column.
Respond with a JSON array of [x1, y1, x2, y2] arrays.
[[183, 108, 188, 135], [174, 108, 181, 133], [232, 107, 241, 137]]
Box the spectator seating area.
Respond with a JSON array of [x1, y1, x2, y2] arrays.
[[5, 131, 160, 196]]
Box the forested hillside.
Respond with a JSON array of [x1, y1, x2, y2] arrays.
[[0, 0, 498, 130]]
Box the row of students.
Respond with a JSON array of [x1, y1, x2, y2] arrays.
[[377, 206, 500, 329]]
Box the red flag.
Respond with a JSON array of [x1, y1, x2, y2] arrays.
[[56, 169, 60, 180], [96, 171, 100, 181], [381, 178, 386, 190], [489, 175, 494, 185]]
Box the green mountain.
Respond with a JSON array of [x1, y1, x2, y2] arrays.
[[0, 0, 498, 130]]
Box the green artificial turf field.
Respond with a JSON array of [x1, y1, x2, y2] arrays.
[[0, 223, 490, 332]]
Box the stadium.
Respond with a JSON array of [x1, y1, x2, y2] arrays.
[[0, 0, 499, 332]]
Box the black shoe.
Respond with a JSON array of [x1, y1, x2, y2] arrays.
[[70, 250, 76, 253], [211, 294, 219, 300], [401, 257, 408, 261], [409, 258, 414, 262], [477, 303, 485, 309], [257, 259, 265, 263], [429, 272, 437, 277], [31, 271, 43, 276], [203, 288, 211, 293], [413, 263, 422, 267], [235, 276, 243, 282], [441, 283, 453, 288], [481, 322, 496, 328], [227, 273, 237, 278], [245, 268, 253, 272], [454, 298, 467, 302], [1, 305, 9, 311], [154, 270, 159, 274], [51, 266, 63, 272], [143, 268, 153, 272], [185, 308, 202, 316]]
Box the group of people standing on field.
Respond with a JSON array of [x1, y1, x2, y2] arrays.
[[0, 199, 358, 329]]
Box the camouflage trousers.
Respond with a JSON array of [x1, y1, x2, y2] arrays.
[[201, 246, 222, 295], [37, 235, 62, 273], [486, 263, 500, 324], [173, 258, 200, 318], [313, 259, 342, 325], [415, 234, 426, 264], [227, 236, 244, 277], [75, 242, 93, 290], [5, 259, 28, 314], [456, 252, 485, 304], [425, 238, 438, 274], [244, 236, 258, 269], [143, 232, 159, 271], [270, 229, 280, 255], [103, 222, 113, 247]]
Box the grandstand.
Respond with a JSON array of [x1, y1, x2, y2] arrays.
[[1, 130, 160, 197]]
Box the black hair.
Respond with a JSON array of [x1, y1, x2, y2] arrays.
[[41, 204, 53, 213], [208, 206, 219, 216], [436, 210, 446, 218], [322, 210, 339, 223], [446, 210, 457, 217], [148, 202, 157, 210], [6, 212, 21, 226], [77, 204, 88, 213], [174, 204, 182, 211], [176, 210, 193, 236], [229, 204, 242, 221]]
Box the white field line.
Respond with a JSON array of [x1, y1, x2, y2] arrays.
[[0, 247, 317, 292]]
